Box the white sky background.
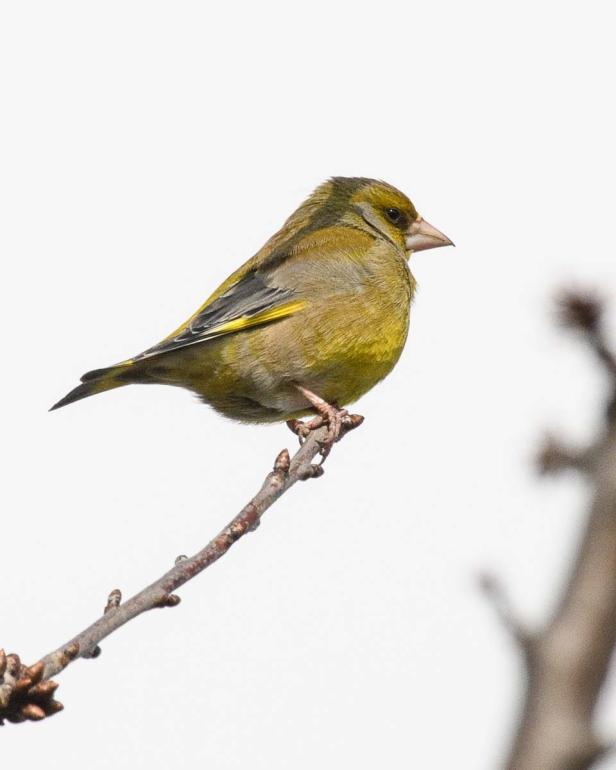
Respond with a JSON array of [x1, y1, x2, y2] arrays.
[[1, 1, 615, 767]]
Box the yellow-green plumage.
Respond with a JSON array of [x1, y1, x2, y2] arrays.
[[52, 177, 451, 421]]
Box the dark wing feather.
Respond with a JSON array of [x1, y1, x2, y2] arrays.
[[134, 271, 298, 360]]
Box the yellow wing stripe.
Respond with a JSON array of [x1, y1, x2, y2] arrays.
[[202, 299, 306, 340]]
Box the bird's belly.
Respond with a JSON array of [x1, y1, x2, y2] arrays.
[[202, 299, 410, 421]]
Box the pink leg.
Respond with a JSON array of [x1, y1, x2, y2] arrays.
[[287, 385, 364, 458]]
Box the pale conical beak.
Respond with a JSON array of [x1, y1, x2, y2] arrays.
[[405, 216, 454, 253]]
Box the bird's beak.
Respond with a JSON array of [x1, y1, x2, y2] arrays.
[[405, 216, 454, 253]]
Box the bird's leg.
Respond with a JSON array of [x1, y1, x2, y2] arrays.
[[288, 385, 363, 459]]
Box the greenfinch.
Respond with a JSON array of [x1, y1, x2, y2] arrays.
[[52, 177, 452, 442]]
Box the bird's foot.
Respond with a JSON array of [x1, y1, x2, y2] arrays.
[[290, 386, 364, 460], [286, 417, 323, 443]]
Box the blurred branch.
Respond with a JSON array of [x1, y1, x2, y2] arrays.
[[557, 289, 616, 379], [478, 573, 534, 656], [497, 290, 616, 770], [0, 414, 362, 725]]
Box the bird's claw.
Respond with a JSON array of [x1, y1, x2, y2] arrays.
[[286, 410, 364, 459], [287, 415, 331, 443], [317, 408, 367, 461]]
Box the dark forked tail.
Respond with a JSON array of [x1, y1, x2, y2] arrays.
[[50, 362, 134, 411]]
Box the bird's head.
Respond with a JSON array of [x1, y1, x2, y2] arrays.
[[330, 177, 453, 258]]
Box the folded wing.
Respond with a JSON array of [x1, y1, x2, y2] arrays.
[[133, 270, 305, 361]]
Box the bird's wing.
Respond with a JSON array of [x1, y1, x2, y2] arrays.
[[132, 222, 375, 362], [134, 270, 305, 360]]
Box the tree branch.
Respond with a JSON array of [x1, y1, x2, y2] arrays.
[[478, 573, 535, 655], [557, 289, 616, 380], [500, 290, 616, 770], [0, 415, 362, 724]]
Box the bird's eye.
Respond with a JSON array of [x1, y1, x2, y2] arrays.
[[385, 208, 401, 223]]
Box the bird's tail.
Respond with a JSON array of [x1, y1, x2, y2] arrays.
[[50, 362, 135, 411]]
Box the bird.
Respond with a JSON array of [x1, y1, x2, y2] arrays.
[[51, 177, 452, 447]]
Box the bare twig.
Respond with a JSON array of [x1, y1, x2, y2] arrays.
[[1, 415, 361, 724], [500, 290, 616, 770], [557, 290, 616, 378], [536, 433, 597, 476], [478, 573, 534, 653]]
